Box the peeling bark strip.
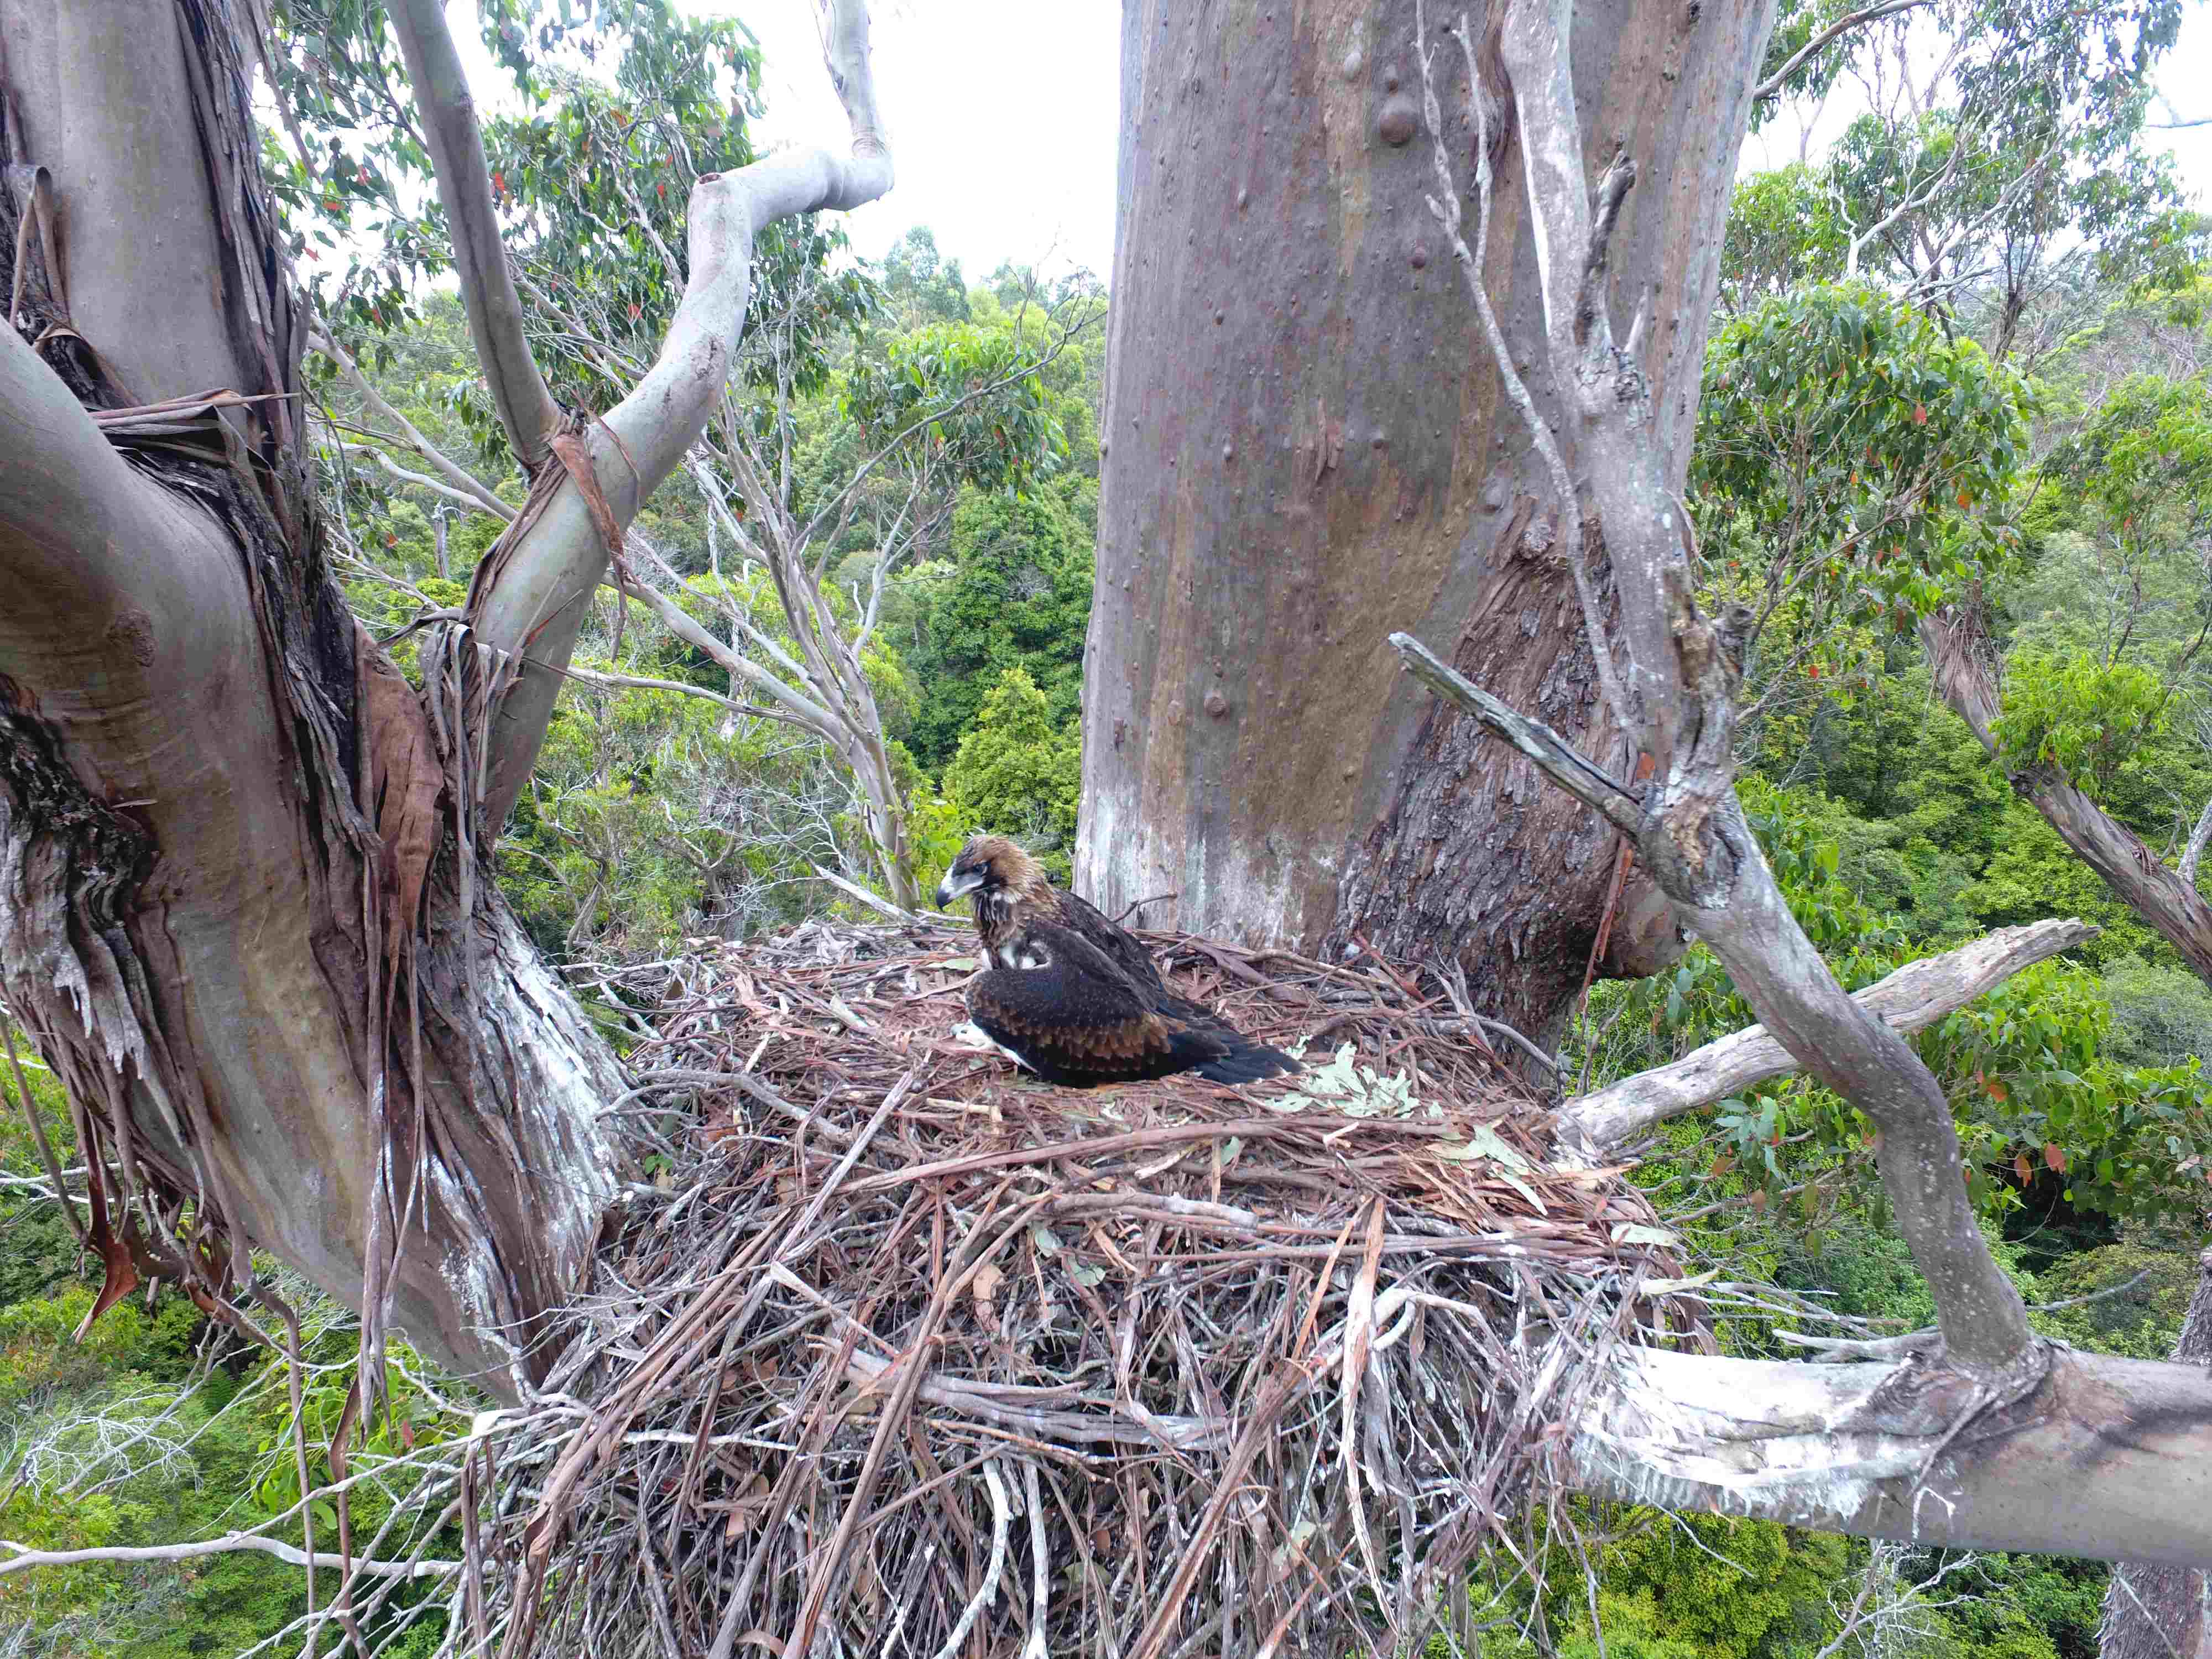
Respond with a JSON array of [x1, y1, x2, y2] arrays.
[[1925, 607, 2212, 984], [1572, 1344, 2212, 1566]]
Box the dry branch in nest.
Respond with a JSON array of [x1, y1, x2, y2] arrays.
[[465, 919, 1711, 1659]]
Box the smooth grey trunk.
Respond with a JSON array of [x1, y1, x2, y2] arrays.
[[1077, 0, 1771, 1041]]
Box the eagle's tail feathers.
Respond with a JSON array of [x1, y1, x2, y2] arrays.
[[1191, 1035, 1301, 1085]]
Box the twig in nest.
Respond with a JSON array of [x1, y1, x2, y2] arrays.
[[931, 1458, 1012, 1659]]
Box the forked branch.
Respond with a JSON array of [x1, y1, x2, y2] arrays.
[[456, 0, 895, 833]]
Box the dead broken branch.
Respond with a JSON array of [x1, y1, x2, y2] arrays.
[[1557, 917, 2098, 1157]]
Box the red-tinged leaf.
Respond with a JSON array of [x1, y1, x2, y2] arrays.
[[2044, 1143, 2066, 1172], [1987, 1078, 2007, 1102], [628, 302, 641, 321], [1913, 404, 1927, 424], [1957, 491, 1971, 509], [2013, 1151, 2031, 1183]]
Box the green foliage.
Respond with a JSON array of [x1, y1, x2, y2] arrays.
[[1697, 284, 2030, 651], [2032, 1239, 2197, 1358], [2100, 958, 2212, 1067], [2046, 374, 2212, 543], [908, 479, 1095, 767], [0, 1262, 467, 1658], [1990, 650, 2169, 796], [1958, 804, 2159, 967], [840, 320, 1067, 497], [497, 618, 862, 956], [1747, 0, 2202, 398], [1720, 164, 1846, 311], [1563, 1515, 1854, 1659], [942, 667, 1082, 879], [879, 226, 973, 327]]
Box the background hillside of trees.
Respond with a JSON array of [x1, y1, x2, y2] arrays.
[[10, 0, 2212, 1648]]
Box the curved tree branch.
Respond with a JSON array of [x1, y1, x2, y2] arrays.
[[1752, 0, 1927, 101], [1924, 608, 2212, 984], [461, 0, 894, 834], [0, 322, 247, 692], [384, 0, 560, 476]]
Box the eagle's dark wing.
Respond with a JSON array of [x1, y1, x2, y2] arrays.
[[1050, 888, 1170, 997], [966, 922, 1233, 1086], [1051, 889, 1301, 1082]]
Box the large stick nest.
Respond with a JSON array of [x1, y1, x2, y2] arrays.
[[484, 920, 1707, 1659]]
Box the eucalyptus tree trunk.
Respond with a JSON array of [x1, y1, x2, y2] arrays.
[[1079, 0, 1764, 1037], [0, 0, 890, 1400]]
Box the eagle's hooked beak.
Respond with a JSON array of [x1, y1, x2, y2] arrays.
[[935, 864, 985, 911]]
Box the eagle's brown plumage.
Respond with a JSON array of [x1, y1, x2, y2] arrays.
[[933, 835, 1300, 1087]]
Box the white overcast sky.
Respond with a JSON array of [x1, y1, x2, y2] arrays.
[[739, 2, 1123, 281], [727, 0, 2212, 288], [444, 2, 2212, 287]]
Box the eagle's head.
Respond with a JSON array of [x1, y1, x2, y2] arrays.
[[934, 834, 1044, 911]]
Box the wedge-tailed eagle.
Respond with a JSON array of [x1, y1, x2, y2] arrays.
[[933, 835, 1300, 1088]]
